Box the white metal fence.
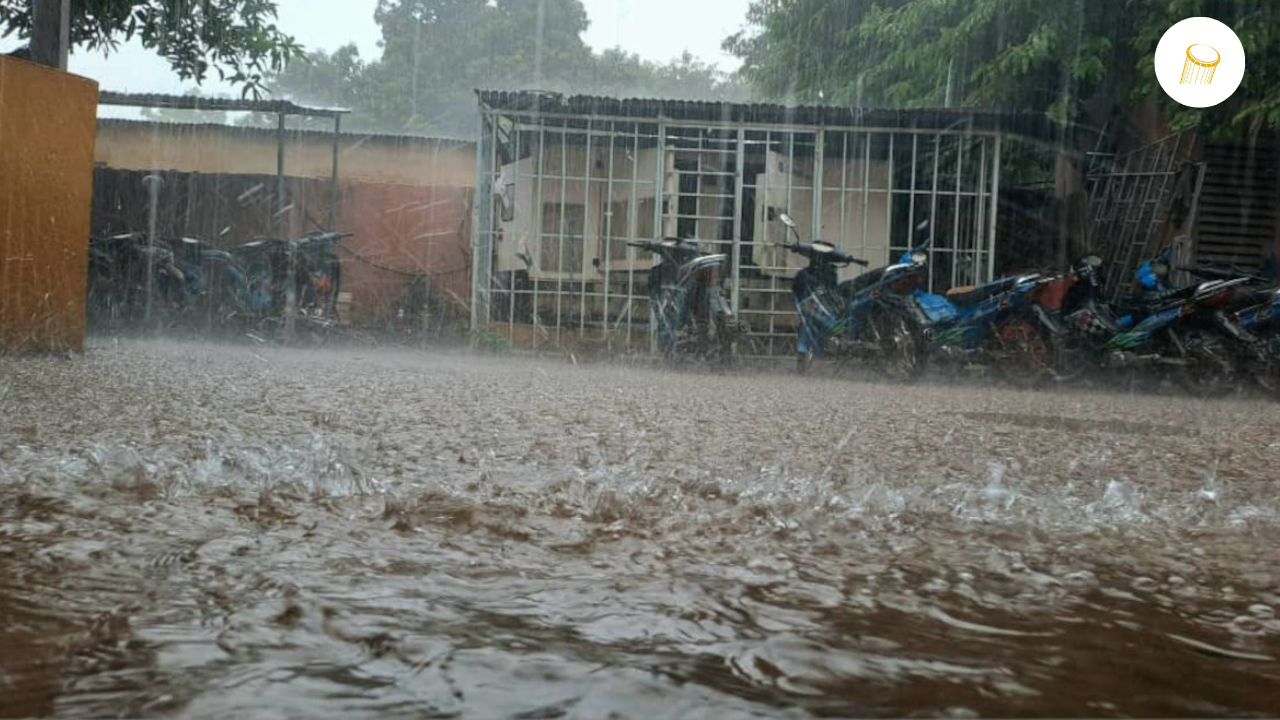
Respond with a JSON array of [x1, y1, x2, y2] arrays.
[[472, 99, 1004, 356]]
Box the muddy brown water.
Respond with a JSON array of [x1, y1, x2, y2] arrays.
[[2, 340, 1279, 718]]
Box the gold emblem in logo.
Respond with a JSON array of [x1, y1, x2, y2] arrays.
[[1180, 44, 1220, 84]]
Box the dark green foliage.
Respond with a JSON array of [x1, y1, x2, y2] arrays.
[[0, 0, 304, 97], [269, 0, 749, 136]]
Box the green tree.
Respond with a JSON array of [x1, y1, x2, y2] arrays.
[[726, 0, 1280, 137], [0, 0, 304, 96], [270, 0, 749, 136]]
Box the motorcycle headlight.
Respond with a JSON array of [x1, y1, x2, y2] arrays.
[[910, 252, 927, 265]]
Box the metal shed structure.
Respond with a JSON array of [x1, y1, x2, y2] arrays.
[[471, 91, 1052, 355]]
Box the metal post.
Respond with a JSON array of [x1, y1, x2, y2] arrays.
[[329, 115, 342, 231], [277, 113, 296, 338], [987, 135, 1002, 283], [730, 127, 746, 312], [471, 109, 489, 343], [30, 0, 70, 70], [142, 174, 164, 324], [811, 130, 825, 251]]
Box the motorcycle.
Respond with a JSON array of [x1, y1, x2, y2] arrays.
[[232, 231, 350, 319], [1056, 247, 1253, 393], [889, 255, 1065, 385], [627, 237, 753, 366], [168, 236, 254, 331], [87, 233, 190, 328], [776, 212, 925, 379]]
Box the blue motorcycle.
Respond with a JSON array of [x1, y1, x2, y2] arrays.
[[1057, 247, 1254, 392], [777, 213, 925, 379], [889, 255, 1064, 385]]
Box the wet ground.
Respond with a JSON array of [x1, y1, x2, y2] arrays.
[[2, 339, 1280, 718]]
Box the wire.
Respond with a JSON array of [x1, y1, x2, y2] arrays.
[[337, 244, 469, 278]]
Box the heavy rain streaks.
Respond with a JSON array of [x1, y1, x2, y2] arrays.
[[2, 340, 1280, 718]]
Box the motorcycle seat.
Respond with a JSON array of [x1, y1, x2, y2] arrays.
[[944, 276, 1021, 307]]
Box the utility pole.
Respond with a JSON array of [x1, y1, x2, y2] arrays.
[[30, 0, 71, 70]]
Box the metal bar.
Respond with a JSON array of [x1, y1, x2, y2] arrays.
[[484, 110, 499, 338], [986, 135, 1001, 283], [494, 109, 1003, 136], [142, 174, 163, 324], [1186, 162, 1207, 266], [951, 135, 964, 288], [862, 133, 872, 262], [509, 120, 521, 344], [626, 124, 641, 350], [556, 126, 569, 347], [601, 121, 615, 342], [975, 136, 988, 284], [581, 118, 593, 337], [329, 115, 341, 231], [886, 134, 895, 274], [277, 113, 297, 338], [909, 135, 920, 288], [731, 127, 746, 313], [470, 110, 489, 343], [532, 124, 546, 351], [652, 121, 666, 354], [929, 134, 941, 291], [811, 129, 825, 251]]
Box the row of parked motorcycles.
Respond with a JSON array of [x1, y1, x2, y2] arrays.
[[87, 230, 350, 340], [630, 211, 1280, 396]]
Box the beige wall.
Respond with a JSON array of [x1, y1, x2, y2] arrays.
[[496, 146, 661, 278], [94, 121, 475, 187], [755, 151, 892, 280]]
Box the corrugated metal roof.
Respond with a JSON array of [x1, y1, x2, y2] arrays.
[[99, 91, 349, 117], [96, 119, 474, 148], [476, 90, 1056, 138]]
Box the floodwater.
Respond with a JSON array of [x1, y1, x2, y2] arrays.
[[2, 341, 1280, 719]]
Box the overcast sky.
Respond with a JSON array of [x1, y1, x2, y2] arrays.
[[1, 0, 752, 96]]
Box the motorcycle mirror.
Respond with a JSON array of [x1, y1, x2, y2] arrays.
[[915, 220, 930, 232], [778, 213, 796, 229]]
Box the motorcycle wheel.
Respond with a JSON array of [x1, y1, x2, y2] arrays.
[[992, 316, 1054, 388], [797, 349, 815, 375], [871, 310, 923, 382], [716, 317, 760, 370], [1173, 326, 1240, 398]]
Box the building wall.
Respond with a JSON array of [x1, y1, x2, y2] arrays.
[[0, 58, 98, 353], [94, 121, 474, 186], [496, 146, 660, 277], [92, 120, 477, 325], [754, 151, 891, 281]]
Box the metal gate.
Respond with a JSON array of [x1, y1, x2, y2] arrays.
[[1086, 132, 1205, 300]]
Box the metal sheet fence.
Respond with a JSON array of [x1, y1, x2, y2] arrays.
[[472, 109, 1002, 356]]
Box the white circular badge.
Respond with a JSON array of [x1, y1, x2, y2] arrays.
[[1155, 17, 1245, 108]]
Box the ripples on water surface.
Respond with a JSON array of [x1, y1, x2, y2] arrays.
[[2, 340, 1280, 718]]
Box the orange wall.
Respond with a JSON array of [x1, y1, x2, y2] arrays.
[[0, 58, 98, 353], [95, 121, 475, 187]]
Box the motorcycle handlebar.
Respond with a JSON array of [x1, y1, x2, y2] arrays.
[[780, 242, 870, 267]]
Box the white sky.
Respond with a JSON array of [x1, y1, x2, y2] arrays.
[[1, 0, 752, 96]]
